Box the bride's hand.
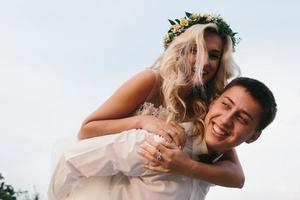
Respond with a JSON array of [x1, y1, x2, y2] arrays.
[[139, 115, 186, 147], [138, 137, 190, 175]]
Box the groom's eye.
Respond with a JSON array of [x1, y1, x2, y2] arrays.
[[221, 101, 230, 110], [237, 114, 249, 125], [237, 116, 246, 124]]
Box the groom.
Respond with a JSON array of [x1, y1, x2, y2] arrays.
[[48, 77, 277, 200], [137, 76, 277, 199]]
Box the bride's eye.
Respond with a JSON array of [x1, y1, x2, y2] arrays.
[[208, 53, 220, 60], [190, 47, 197, 55]]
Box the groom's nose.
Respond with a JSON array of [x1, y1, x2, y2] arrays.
[[219, 110, 234, 129]]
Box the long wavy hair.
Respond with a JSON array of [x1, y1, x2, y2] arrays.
[[151, 23, 239, 139]]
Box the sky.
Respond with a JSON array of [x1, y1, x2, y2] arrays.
[[0, 0, 300, 199]]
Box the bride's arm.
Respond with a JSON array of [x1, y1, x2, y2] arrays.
[[139, 140, 244, 188], [77, 69, 183, 146], [77, 69, 155, 139], [188, 149, 244, 188]]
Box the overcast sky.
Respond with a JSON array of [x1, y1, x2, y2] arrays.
[[0, 0, 300, 199]]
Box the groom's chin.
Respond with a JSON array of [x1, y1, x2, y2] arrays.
[[205, 137, 223, 154]]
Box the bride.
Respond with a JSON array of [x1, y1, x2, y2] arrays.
[[48, 12, 244, 200]]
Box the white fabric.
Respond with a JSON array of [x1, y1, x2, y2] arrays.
[[48, 122, 212, 200], [48, 102, 212, 199]]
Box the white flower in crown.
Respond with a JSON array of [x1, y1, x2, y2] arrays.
[[207, 15, 213, 21], [217, 15, 223, 20], [163, 12, 239, 50], [164, 35, 171, 43], [190, 13, 200, 21], [201, 13, 209, 18], [171, 24, 182, 33], [200, 13, 212, 21]]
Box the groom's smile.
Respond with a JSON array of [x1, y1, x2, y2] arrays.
[[212, 122, 229, 138], [204, 86, 262, 153]]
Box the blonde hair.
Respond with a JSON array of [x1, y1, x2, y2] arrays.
[[151, 23, 239, 138]]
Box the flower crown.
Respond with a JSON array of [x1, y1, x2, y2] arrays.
[[163, 12, 239, 50]]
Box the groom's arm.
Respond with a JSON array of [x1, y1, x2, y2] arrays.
[[65, 131, 158, 177], [48, 156, 84, 200], [48, 131, 156, 199]]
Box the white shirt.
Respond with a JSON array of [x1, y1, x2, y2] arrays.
[[48, 122, 213, 200]]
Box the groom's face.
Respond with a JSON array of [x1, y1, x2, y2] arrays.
[[204, 85, 262, 153]]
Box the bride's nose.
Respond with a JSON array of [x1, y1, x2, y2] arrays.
[[203, 54, 210, 69]]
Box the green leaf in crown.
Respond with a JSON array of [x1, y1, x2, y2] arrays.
[[163, 11, 240, 51]]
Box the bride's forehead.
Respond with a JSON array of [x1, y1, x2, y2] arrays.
[[204, 32, 223, 50]]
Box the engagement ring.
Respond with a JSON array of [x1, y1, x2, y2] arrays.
[[156, 151, 163, 161]]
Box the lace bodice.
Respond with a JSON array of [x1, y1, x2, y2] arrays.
[[134, 102, 193, 136], [134, 102, 169, 120]]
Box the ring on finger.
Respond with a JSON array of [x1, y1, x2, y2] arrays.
[[156, 150, 163, 161]]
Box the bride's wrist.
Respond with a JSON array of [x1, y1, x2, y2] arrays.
[[181, 158, 197, 177], [136, 115, 146, 129]]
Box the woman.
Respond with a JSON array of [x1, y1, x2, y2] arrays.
[[49, 12, 243, 200]]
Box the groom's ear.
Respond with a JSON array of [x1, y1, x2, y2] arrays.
[[245, 131, 261, 144]]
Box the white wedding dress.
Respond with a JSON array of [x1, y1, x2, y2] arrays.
[[48, 103, 213, 200]]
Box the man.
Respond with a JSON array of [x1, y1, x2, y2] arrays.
[[138, 77, 277, 198], [48, 77, 277, 200]]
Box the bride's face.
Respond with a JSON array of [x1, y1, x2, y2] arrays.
[[187, 32, 223, 84]]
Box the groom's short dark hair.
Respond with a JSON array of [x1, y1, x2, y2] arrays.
[[224, 77, 277, 131]]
